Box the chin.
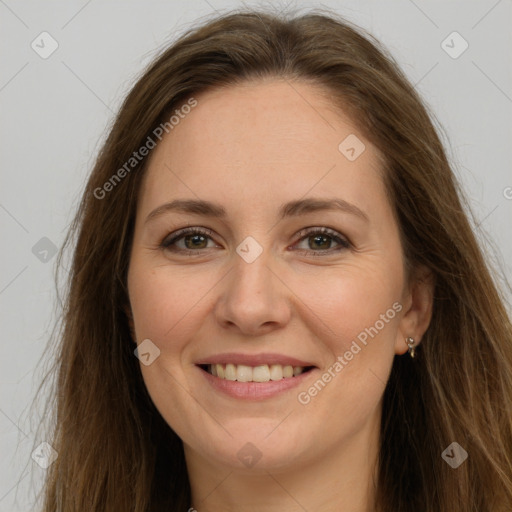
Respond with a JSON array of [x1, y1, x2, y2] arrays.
[[194, 419, 313, 472]]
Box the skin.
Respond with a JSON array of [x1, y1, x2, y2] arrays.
[[126, 78, 434, 512]]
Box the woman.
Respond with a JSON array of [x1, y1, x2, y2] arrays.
[[33, 7, 512, 511]]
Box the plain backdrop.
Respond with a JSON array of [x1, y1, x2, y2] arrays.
[[1, 0, 511, 510]]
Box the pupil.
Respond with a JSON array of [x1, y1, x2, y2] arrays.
[[186, 235, 206, 249], [312, 235, 329, 250]]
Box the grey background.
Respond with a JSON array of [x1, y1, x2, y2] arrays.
[[1, 0, 511, 509]]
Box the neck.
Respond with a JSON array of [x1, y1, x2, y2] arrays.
[[185, 411, 380, 512]]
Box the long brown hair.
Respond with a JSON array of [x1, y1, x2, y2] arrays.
[[31, 7, 512, 511]]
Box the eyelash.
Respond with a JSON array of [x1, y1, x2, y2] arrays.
[[160, 226, 351, 257]]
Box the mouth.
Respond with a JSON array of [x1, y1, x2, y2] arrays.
[[196, 359, 319, 400], [198, 363, 316, 382]]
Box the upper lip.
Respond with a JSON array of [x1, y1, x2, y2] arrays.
[[195, 352, 317, 367]]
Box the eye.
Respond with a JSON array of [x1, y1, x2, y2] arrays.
[[160, 226, 351, 257], [293, 227, 350, 256], [160, 227, 218, 255]]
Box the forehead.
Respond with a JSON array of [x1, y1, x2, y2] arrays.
[[139, 79, 386, 218]]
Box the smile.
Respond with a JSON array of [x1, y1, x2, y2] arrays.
[[196, 358, 318, 400], [200, 363, 314, 382]]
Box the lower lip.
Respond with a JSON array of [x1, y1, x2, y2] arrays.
[[198, 366, 317, 400]]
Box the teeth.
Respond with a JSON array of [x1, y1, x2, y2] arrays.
[[269, 364, 283, 380], [253, 365, 270, 382], [225, 363, 236, 381], [283, 365, 293, 378], [207, 363, 307, 382], [236, 364, 252, 382]]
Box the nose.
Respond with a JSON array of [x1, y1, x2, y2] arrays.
[[214, 249, 291, 336]]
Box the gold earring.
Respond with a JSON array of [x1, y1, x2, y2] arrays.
[[405, 337, 416, 358]]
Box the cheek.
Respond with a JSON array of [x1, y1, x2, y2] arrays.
[[127, 262, 216, 435], [292, 269, 401, 433], [299, 259, 402, 401], [310, 259, 402, 345], [127, 261, 216, 345]]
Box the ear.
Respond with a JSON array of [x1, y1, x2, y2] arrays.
[[395, 264, 435, 355]]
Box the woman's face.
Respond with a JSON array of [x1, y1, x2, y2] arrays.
[[127, 79, 427, 472]]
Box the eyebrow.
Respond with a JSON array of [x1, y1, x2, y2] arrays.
[[145, 197, 369, 224]]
